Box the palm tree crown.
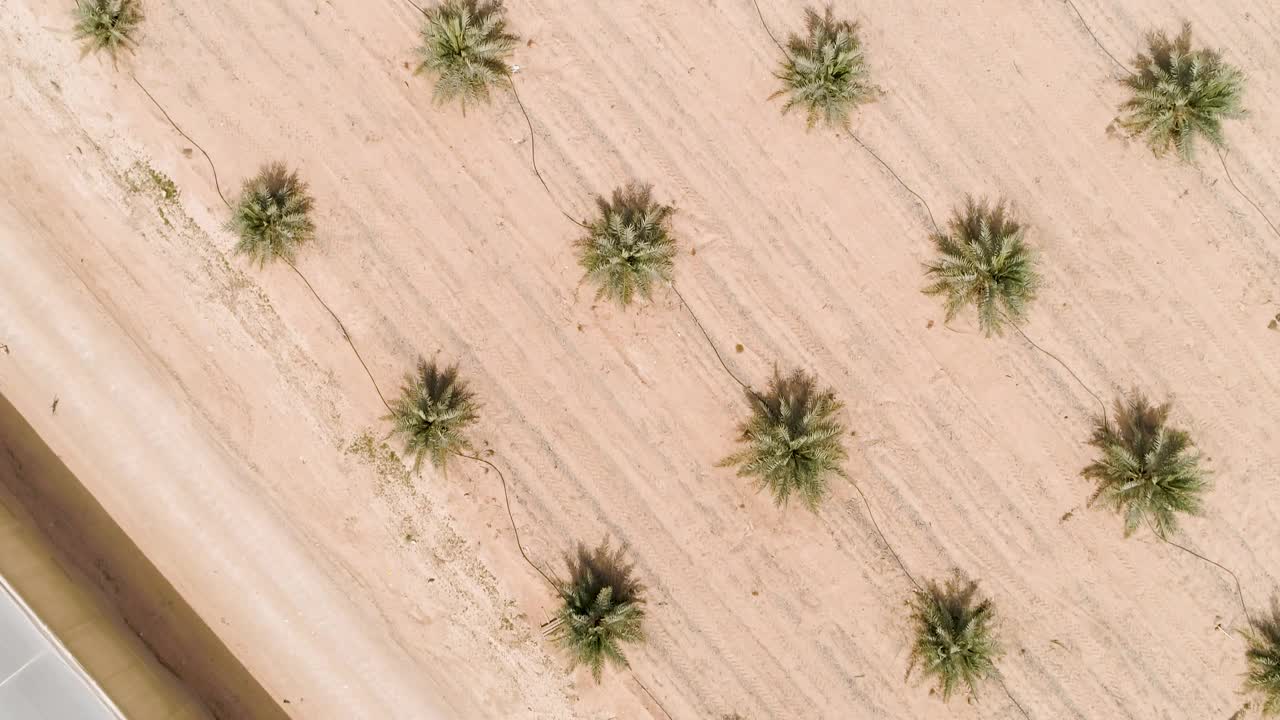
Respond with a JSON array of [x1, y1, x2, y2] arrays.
[[1245, 601, 1280, 717], [1082, 392, 1208, 538], [415, 0, 518, 110], [770, 6, 878, 129], [719, 368, 847, 511], [550, 540, 646, 682], [922, 197, 1039, 337], [385, 359, 480, 473], [230, 163, 316, 268], [907, 576, 1002, 701], [73, 0, 144, 62], [1118, 23, 1245, 161], [575, 183, 678, 307]]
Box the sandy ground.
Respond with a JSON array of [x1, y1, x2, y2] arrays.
[[1, 0, 1278, 718]]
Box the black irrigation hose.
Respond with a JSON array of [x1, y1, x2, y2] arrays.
[[847, 481, 922, 593], [1215, 146, 1280, 241], [1001, 313, 1107, 423], [750, 0, 789, 58], [845, 129, 941, 236], [508, 74, 590, 231], [1148, 520, 1255, 630], [668, 283, 758, 402], [1061, 0, 1132, 77], [996, 674, 1033, 720], [632, 672, 675, 720], [131, 74, 231, 210], [452, 450, 559, 590]]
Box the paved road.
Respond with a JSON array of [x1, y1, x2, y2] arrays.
[[0, 577, 121, 720]]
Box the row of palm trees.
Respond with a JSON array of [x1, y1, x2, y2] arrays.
[[73, 0, 1278, 714]]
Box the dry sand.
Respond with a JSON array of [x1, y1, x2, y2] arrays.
[[1, 0, 1278, 718]]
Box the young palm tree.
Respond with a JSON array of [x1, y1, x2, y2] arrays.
[[575, 183, 678, 307], [229, 163, 316, 269], [385, 359, 480, 473], [922, 197, 1039, 337], [907, 575, 1002, 701], [73, 0, 144, 62], [550, 539, 646, 682], [1082, 392, 1208, 539], [719, 368, 847, 511], [1244, 601, 1280, 716], [415, 0, 519, 111], [770, 6, 878, 130], [1117, 23, 1245, 162]]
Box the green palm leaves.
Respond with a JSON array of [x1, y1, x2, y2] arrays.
[[415, 0, 518, 110], [770, 6, 878, 129], [907, 576, 1002, 701], [1118, 24, 1245, 162], [229, 163, 317, 268], [550, 540, 646, 682], [1082, 392, 1207, 538], [922, 197, 1039, 337], [1245, 602, 1280, 716], [575, 183, 678, 307], [720, 369, 847, 511], [73, 0, 144, 62], [385, 359, 480, 473]]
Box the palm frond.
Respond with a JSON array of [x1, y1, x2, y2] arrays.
[[770, 6, 879, 129], [1081, 391, 1208, 538], [574, 183, 678, 307], [1117, 23, 1245, 161], [229, 162, 317, 268], [73, 0, 144, 63], [718, 368, 848, 511], [907, 575, 1002, 701], [1245, 600, 1280, 717], [384, 358, 480, 473], [922, 196, 1039, 337], [550, 539, 646, 682], [415, 0, 518, 111]]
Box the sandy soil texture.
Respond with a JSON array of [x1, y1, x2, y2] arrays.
[[1, 0, 1278, 718]]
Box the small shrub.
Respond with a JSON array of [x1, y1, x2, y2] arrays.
[[1117, 23, 1244, 161], [922, 197, 1039, 337], [415, 0, 518, 110], [1244, 601, 1280, 716], [1082, 392, 1207, 538], [73, 0, 144, 62], [575, 183, 678, 307], [229, 163, 316, 268], [550, 540, 646, 682], [907, 575, 1001, 701], [770, 6, 878, 129], [385, 359, 480, 473], [719, 368, 847, 511]]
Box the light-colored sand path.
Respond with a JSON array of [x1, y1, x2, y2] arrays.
[[1, 0, 1277, 717]]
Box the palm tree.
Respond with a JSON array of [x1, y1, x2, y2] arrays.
[[907, 575, 1002, 701], [550, 539, 646, 682], [415, 0, 519, 111], [1117, 23, 1245, 162], [229, 163, 316, 269], [384, 358, 480, 473], [1244, 600, 1280, 716], [922, 197, 1039, 337], [575, 183, 678, 307], [719, 368, 847, 511], [770, 6, 878, 130], [1082, 392, 1208, 538], [73, 0, 144, 62]]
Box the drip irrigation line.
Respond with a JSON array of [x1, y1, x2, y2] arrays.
[[996, 674, 1033, 720], [283, 258, 392, 412], [1215, 146, 1280, 241], [847, 480, 922, 593], [632, 673, 675, 720], [1001, 314, 1107, 422], [750, 0, 789, 58], [668, 283, 759, 403], [845, 129, 941, 236], [453, 450, 558, 590], [131, 74, 231, 210], [507, 74, 590, 230], [1061, 0, 1132, 77], [403, 0, 425, 15], [1149, 521, 1254, 630]]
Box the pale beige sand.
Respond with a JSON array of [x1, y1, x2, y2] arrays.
[[1, 0, 1278, 718]]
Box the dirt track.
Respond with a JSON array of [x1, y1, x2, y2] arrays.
[[1, 0, 1278, 718]]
